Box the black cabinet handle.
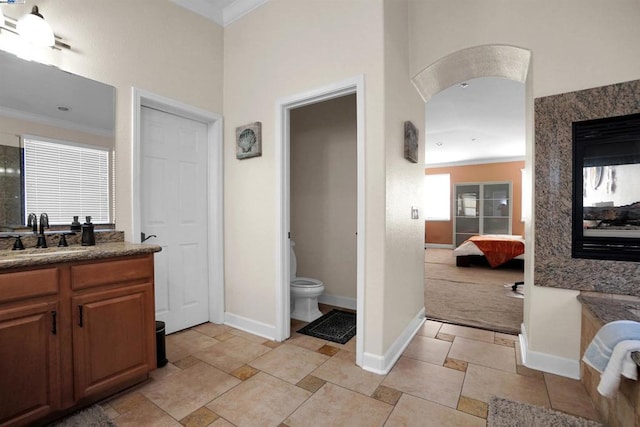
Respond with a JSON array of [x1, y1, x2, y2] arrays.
[[51, 310, 57, 335], [78, 305, 84, 327]]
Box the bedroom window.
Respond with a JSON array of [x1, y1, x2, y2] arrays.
[[23, 137, 111, 225], [424, 173, 450, 221]]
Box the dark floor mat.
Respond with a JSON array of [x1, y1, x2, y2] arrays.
[[297, 309, 356, 344]]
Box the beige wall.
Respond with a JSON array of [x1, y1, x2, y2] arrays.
[[223, 0, 387, 349], [409, 0, 640, 99], [290, 95, 357, 301], [409, 0, 640, 369], [0, 0, 224, 239], [381, 0, 426, 352]]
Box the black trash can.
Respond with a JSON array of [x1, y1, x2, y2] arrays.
[[155, 321, 168, 368]]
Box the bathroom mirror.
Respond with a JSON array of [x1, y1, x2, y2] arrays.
[[572, 113, 640, 261], [0, 50, 115, 231]]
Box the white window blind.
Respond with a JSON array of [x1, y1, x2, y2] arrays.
[[424, 173, 451, 221], [23, 137, 111, 224]]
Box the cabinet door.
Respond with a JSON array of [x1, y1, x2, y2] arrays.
[[0, 301, 60, 426], [454, 184, 480, 246], [482, 183, 511, 235], [72, 283, 153, 400]]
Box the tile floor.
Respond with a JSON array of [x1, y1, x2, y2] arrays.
[[101, 307, 601, 426]]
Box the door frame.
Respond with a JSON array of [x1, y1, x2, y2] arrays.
[[131, 88, 225, 324], [275, 75, 365, 366]]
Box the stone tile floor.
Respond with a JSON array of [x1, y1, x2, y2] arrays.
[[101, 306, 600, 426]]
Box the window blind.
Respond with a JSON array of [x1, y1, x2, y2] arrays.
[[23, 138, 111, 224]]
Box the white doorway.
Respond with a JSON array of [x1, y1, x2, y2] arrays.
[[275, 76, 365, 366], [132, 89, 224, 335]]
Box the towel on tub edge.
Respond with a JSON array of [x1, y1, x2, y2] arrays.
[[582, 320, 640, 398]]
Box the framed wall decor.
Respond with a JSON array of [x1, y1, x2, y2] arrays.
[[404, 120, 418, 163], [236, 121, 262, 159]]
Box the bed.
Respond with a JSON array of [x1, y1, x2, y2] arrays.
[[453, 234, 525, 268]]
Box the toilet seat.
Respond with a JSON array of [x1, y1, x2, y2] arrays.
[[291, 277, 323, 288]]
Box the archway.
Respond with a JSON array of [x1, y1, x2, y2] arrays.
[[412, 44, 534, 336]]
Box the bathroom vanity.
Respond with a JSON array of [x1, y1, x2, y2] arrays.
[[0, 242, 161, 427]]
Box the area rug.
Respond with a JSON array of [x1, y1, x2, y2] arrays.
[[297, 309, 356, 344], [488, 396, 602, 427], [47, 404, 115, 427], [425, 248, 523, 334]]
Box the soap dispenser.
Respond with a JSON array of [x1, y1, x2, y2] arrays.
[[81, 216, 95, 246], [71, 216, 82, 232]]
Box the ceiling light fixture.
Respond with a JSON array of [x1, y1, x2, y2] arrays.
[[436, 142, 443, 146], [0, 4, 70, 50], [460, 82, 469, 89], [17, 5, 54, 47]]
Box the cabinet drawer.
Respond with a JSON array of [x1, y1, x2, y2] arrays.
[[0, 268, 59, 304], [71, 255, 153, 291]]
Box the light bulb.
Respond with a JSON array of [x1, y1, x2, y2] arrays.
[[17, 6, 54, 47]]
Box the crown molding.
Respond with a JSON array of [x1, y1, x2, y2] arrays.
[[171, 0, 268, 27]]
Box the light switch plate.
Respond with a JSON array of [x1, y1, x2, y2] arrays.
[[411, 206, 419, 219]]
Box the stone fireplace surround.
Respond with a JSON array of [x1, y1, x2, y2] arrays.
[[534, 79, 640, 425], [534, 79, 640, 297]]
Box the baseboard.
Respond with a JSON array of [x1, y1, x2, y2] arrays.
[[361, 307, 426, 375], [224, 312, 277, 341], [318, 294, 357, 310], [425, 243, 454, 249], [519, 323, 581, 379]]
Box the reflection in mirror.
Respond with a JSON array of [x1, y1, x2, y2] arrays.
[[0, 50, 115, 230], [0, 132, 22, 230], [572, 113, 640, 261]]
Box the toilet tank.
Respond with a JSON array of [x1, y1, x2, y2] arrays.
[[290, 240, 297, 278]]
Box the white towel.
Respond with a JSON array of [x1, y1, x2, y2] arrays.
[[582, 320, 640, 373], [596, 340, 640, 398]]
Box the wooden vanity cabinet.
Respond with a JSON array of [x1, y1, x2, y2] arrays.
[[71, 256, 155, 401], [0, 300, 61, 426], [0, 254, 156, 427], [0, 268, 61, 427]]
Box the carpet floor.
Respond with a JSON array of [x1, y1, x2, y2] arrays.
[[425, 248, 524, 334], [488, 396, 603, 426]]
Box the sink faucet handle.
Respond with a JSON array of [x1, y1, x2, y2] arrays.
[[12, 236, 25, 251]]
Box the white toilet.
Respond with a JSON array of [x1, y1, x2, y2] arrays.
[[290, 240, 325, 322]]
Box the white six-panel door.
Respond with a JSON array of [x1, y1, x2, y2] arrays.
[[141, 106, 209, 334]]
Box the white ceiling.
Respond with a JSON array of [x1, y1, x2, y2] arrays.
[[170, 0, 268, 27], [425, 77, 525, 167]]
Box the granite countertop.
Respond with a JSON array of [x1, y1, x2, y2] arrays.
[[577, 294, 640, 324], [0, 242, 162, 271], [578, 294, 640, 367]]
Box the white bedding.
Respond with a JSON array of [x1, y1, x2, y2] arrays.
[[453, 235, 525, 260]]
